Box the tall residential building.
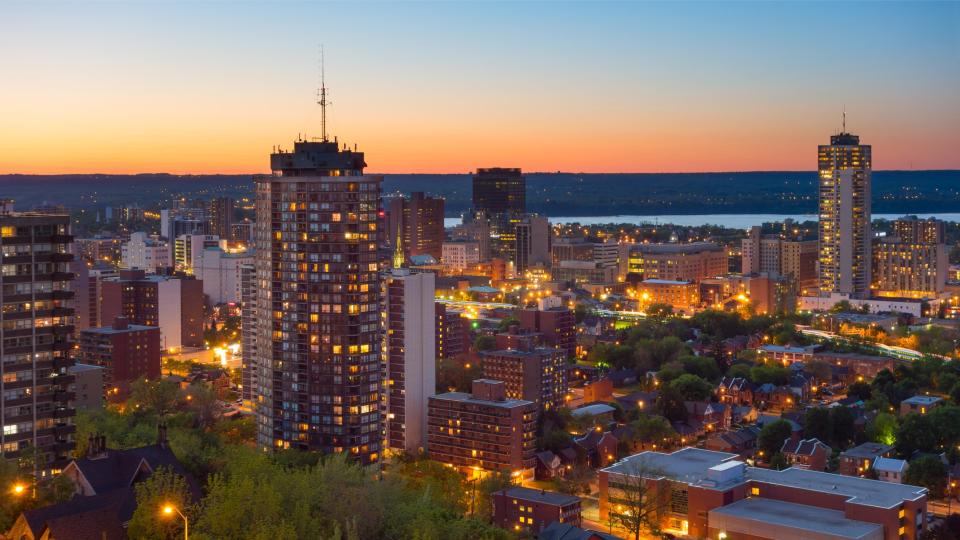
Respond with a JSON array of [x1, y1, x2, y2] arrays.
[[872, 218, 948, 298], [514, 215, 551, 272], [254, 138, 382, 464], [818, 130, 872, 297], [208, 197, 235, 241], [383, 269, 436, 453], [427, 379, 537, 479], [627, 242, 727, 283], [518, 297, 576, 359], [741, 226, 817, 292], [482, 346, 567, 411], [0, 212, 77, 474], [197, 246, 254, 305], [160, 206, 208, 240], [78, 316, 161, 398], [386, 192, 445, 262], [472, 167, 526, 215], [173, 233, 220, 274], [434, 302, 465, 360], [100, 269, 204, 350], [239, 263, 257, 406]]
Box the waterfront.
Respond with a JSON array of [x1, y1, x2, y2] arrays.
[[444, 212, 960, 229]]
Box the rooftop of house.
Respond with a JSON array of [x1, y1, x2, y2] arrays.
[[781, 438, 830, 456], [708, 497, 883, 540], [571, 403, 616, 418], [496, 486, 580, 507], [18, 487, 133, 540], [902, 395, 942, 406], [538, 521, 621, 540], [603, 447, 928, 509], [874, 457, 908, 474], [840, 442, 894, 460]]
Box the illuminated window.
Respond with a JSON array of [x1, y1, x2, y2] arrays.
[[751, 487, 760, 496]]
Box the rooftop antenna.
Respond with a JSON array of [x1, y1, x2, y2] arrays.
[[842, 105, 846, 133], [317, 44, 330, 142]]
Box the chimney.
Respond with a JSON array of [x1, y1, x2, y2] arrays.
[[112, 316, 129, 330], [157, 422, 168, 448], [86, 434, 96, 459]]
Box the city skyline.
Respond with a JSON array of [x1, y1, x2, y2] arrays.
[[2, 1, 958, 175]]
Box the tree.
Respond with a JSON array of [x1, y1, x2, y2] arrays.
[[727, 363, 752, 380], [574, 304, 588, 324], [539, 429, 573, 453], [667, 374, 713, 401], [830, 406, 857, 449], [473, 335, 495, 352], [680, 355, 721, 382], [805, 360, 832, 384], [497, 317, 519, 332], [553, 464, 595, 496], [865, 412, 898, 446], [127, 467, 194, 540], [750, 364, 791, 386], [895, 413, 938, 457], [628, 415, 677, 449], [769, 452, 789, 471], [607, 461, 673, 540], [904, 456, 948, 496], [758, 420, 792, 460], [847, 381, 873, 401], [646, 303, 673, 320], [803, 408, 832, 443], [655, 385, 687, 423], [129, 376, 181, 418]]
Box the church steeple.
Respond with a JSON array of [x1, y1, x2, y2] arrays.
[[392, 219, 405, 269]]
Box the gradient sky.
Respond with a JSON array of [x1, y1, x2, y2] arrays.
[[1, 1, 958, 174]]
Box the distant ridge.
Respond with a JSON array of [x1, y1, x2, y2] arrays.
[[2, 170, 957, 216]]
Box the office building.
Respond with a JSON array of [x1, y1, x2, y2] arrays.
[[254, 137, 382, 464], [514, 215, 550, 272], [100, 269, 204, 351], [600, 447, 928, 540], [0, 211, 77, 474], [427, 379, 537, 478], [442, 240, 480, 271], [552, 261, 618, 285], [473, 167, 525, 215], [120, 232, 170, 272], [208, 197, 235, 241], [452, 216, 492, 262], [492, 487, 582, 535], [160, 205, 208, 240], [636, 279, 699, 313], [78, 317, 160, 398], [383, 268, 436, 453], [239, 263, 257, 406], [627, 242, 727, 283], [387, 192, 445, 262], [818, 130, 872, 297], [482, 346, 567, 411]]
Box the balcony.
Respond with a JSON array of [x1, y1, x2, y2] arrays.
[[53, 423, 76, 437], [53, 407, 76, 419]]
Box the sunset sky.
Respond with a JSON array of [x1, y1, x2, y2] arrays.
[[1, 1, 958, 174]]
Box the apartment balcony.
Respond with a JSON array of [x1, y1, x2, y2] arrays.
[[52, 407, 76, 419], [53, 423, 76, 438]]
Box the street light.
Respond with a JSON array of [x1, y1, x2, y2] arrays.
[[162, 504, 188, 540]]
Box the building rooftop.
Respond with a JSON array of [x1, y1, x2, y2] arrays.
[[571, 403, 616, 418], [840, 442, 893, 460], [68, 363, 106, 373], [902, 395, 942, 406], [873, 457, 907, 474], [604, 448, 927, 509], [748, 466, 926, 509], [81, 324, 157, 335], [642, 278, 692, 285], [759, 344, 819, 354], [496, 486, 580, 507], [630, 242, 722, 254], [708, 497, 882, 540], [429, 391, 533, 410]]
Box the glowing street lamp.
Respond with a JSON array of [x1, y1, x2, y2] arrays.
[[162, 504, 189, 540]]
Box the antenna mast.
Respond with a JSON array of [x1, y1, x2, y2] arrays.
[[318, 45, 330, 142], [842, 105, 846, 133]]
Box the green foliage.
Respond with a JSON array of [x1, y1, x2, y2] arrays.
[[678, 355, 721, 382], [645, 303, 673, 320], [726, 363, 752, 380], [803, 408, 832, 443], [628, 415, 677, 446], [473, 335, 496, 352], [128, 376, 182, 417], [497, 317, 519, 332], [539, 430, 573, 453], [552, 464, 595, 496], [769, 452, 789, 471], [436, 358, 482, 393], [667, 374, 713, 401], [127, 467, 194, 540], [865, 412, 898, 446], [894, 406, 960, 457], [904, 456, 948, 495], [829, 406, 857, 450], [749, 364, 790, 386], [758, 420, 792, 459], [688, 310, 744, 340], [847, 382, 873, 401], [655, 384, 687, 423]]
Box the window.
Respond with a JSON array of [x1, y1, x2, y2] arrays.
[[751, 487, 760, 496]]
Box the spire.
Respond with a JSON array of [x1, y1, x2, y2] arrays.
[[317, 44, 330, 142], [392, 218, 405, 269]]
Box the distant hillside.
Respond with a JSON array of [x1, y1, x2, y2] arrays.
[[2, 170, 957, 216]]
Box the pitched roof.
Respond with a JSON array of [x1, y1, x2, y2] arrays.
[[874, 457, 908, 474], [538, 521, 621, 540], [20, 488, 133, 540], [68, 444, 201, 500], [840, 442, 893, 460], [781, 438, 830, 456]]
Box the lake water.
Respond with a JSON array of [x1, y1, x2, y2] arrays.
[[444, 213, 960, 229]]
